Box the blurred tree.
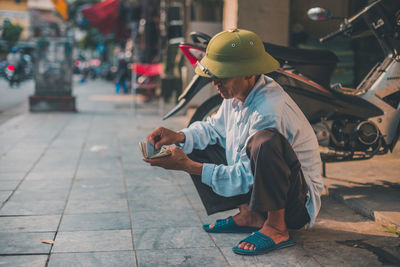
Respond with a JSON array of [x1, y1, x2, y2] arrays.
[[1, 23, 23, 48], [78, 28, 107, 50]]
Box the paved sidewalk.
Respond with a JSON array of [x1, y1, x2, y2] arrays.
[[0, 80, 399, 266], [0, 79, 34, 125], [324, 146, 400, 228]]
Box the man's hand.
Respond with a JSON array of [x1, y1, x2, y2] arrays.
[[146, 127, 185, 150], [143, 146, 202, 175]]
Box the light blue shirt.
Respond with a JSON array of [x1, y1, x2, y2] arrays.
[[180, 75, 323, 228]]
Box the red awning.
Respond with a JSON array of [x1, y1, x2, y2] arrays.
[[81, 0, 120, 35]]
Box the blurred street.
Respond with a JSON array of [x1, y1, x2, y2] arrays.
[[0, 79, 33, 125], [0, 79, 399, 266]]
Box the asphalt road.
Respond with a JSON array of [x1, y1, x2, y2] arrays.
[[0, 78, 34, 125]]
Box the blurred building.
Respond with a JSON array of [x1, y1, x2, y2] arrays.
[[0, 0, 64, 43], [0, 0, 30, 40], [28, 0, 65, 38]]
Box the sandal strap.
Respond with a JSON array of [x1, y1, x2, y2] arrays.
[[214, 216, 234, 228], [238, 231, 275, 250]]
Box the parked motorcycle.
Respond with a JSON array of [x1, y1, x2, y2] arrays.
[[163, 0, 400, 167], [5, 64, 20, 87]]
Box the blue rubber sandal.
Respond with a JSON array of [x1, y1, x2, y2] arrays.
[[232, 231, 295, 255], [202, 216, 260, 233]]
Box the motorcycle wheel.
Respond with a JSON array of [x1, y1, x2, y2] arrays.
[[188, 94, 223, 126]]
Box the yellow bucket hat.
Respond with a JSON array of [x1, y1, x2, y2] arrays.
[[195, 29, 279, 79]]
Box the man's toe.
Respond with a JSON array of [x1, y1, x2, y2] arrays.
[[239, 242, 256, 251]]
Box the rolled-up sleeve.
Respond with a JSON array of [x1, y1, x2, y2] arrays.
[[201, 150, 253, 197], [179, 101, 227, 154]]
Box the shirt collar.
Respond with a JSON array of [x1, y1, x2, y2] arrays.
[[232, 75, 266, 110]]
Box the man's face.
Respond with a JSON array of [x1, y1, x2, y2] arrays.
[[211, 76, 248, 100]]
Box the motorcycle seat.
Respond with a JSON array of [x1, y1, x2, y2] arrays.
[[264, 42, 338, 89]]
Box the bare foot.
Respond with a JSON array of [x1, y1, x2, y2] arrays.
[[237, 208, 289, 251], [209, 204, 264, 229], [237, 224, 290, 251]]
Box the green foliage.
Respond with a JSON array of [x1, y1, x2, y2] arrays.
[[77, 28, 107, 50], [1, 23, 23, 48], [78, 32, 96, 50], [382, 224, 400, 236], [382, 224, 400, 250]]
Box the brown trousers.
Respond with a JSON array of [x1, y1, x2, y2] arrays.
[[188, 129, 310, 229]]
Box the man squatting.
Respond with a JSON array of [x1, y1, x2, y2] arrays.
[[144, 29, 323, 255]]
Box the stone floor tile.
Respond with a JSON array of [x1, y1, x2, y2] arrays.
[[33, 157, 79, 171], [0, 232, 54, 254], [0, 255, 48, 267], [59, 212, 131, 231], [133, 227, 214, 250], [76, 168, 122, 179], [48, 251, 136, 267], [73, 177, 125, 188], [74, 174, 122, 180], [3, 151, 44, 161], [83, 149, 121, 160], [0, 191, 12, 204], [78, 158, 121, 169], [136, 247, 228, 267], [127, 185, 184, 200], [302, 240, 385, 266], [70, 178, 125, 197], [49, 140, 85, 150], [9, 190, 69, 202], [180, 184, 206, 211], [0, 160, 35, 173], [64, 199, 128, 214], [169, 173, 192, 186], [121, 158, 149, 168], [17, 178, 72, 192], [0, 172, 25, 181], [0, 215, 61, 232], [0, 180, 20, 190], [220, 245, 320, 267], [129, 195, 192, 211], [25, 171, 75, 181], [68, 189, 126, 201], [124, 168, 176, 187], [0, 200, 65, 216], [209, 232, 249, 249], [131, 210, 201, 230], [169, 170, 193, 185], [52, 230, 133, 253]]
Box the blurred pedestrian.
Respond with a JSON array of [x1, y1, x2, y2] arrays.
[[115, 54, 128, 94], [6, 47, 22, 87], [79, 61, 89, 84]]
